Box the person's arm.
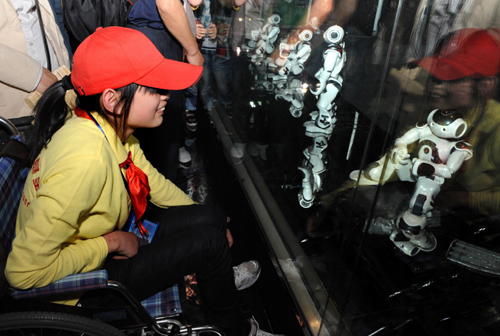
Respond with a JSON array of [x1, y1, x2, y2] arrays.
[[155, 0, 204, 66], [0, 43, 56, 93], [35, 67, 58, 94], [5, 156, 119, 289]]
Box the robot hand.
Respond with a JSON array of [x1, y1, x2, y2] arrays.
[[251, 29, 260, 41], [310, 72, 328, 96], [391, 145, 410, 165]]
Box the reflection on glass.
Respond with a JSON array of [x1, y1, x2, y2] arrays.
[[200, 0, 500, 334]]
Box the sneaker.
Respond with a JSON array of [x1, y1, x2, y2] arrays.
[[248, 316, 284, 336], [186, 110, 197, 132], [231, 142, 247, 159], [233, 260, 261, 290], [178, 147, 192, 168]]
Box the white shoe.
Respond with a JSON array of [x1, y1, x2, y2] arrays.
[[248, 316, 284, 336], [178, 147, 192, 168], [233, 260, 261, 290], [231, 143, 247, 159]]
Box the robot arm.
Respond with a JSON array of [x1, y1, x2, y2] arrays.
[[251, 29, 261, 41], [264, 26, 279, 42], [296, 42, 312, 62], [391, 127, 422, 165], [311, 26, 345, 96], [412, 141, 473, 179], [311, 50, 340, 95]]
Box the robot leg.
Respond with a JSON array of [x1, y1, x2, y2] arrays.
[[303, 136, 328, 175], [290, 99, 304, 118], [298, 166, 316, 208], [349, 153, 398, 185], [391, 178, 441, 256], [304, 108, 336, 137], [317, 83, 340, 111]]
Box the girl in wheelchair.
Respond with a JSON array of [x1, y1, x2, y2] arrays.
[[5, 27, 277, 336]]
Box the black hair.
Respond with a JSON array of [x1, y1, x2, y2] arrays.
[[27, 81, 159, 166]]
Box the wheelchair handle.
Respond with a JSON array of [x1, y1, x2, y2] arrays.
[[0, 116, 19, 136]]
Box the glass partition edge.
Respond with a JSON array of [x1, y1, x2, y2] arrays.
[[209, 109, 351, 336]]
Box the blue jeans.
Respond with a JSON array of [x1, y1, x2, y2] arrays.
[[185, 84, 198, 111], [48, 0, 72, 60], [199, 49, 232, 110]]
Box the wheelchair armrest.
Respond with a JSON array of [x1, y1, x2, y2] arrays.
[[9, 270, 108, 300]]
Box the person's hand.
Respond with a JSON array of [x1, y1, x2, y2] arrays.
[[226, 228, 233, 247], [207, 23, 217, 39], [103, 231, 139, 260], [186, 49, 204, 66], [196, 23, 207, 39], [35, 67, 57, 94]]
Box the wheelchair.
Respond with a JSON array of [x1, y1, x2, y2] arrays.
[[0, 115, 224, 336]]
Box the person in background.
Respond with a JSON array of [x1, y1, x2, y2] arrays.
[[127, 0, 204, 183], [195, 0, 244, 117], [47, 0, 72, 62], [0, 0, 70, 123]]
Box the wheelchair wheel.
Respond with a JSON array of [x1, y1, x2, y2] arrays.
[[0, 311, 126, 336]]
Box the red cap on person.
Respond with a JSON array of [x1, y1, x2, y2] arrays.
[[412, 29, 500, 81], [71, 27, 202, 96]]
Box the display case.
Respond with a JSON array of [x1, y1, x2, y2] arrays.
[[200, 0, 500, 334]]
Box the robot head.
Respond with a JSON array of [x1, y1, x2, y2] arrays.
[[427, 109, 467, 138], [324, 25, 344, 45], [298, 29, 313, 42], [268, 13, 281, 25]]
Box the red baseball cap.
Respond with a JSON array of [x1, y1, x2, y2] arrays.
[[71, 27, 202, 96], [411, 29, 500, 81]]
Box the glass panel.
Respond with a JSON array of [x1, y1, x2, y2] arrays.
[[197, 0, 500, 334]]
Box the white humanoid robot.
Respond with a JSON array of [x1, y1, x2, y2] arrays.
[[276, 29, 313, 76], [270, 29, 314, 118], [245, 13, 281, 65], [298, 26, 346, 208], [351, 109, 473, 256], [304, 25, 346, 136]]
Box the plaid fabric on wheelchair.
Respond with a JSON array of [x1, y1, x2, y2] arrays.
[[0, 134, 29, 253]]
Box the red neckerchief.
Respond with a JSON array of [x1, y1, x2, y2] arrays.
[[75, 107, 150, 237]]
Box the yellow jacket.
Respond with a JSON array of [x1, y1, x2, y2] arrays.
[[459, 99, 500, 215], [5, 112, 194, 294]]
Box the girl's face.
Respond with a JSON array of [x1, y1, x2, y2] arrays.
[[125, 87, 170, 134], [428, 76, 475, 110]]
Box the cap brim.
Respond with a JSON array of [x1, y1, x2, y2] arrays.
[[412, 55, 475, 81], [135, 58, 203, 90]]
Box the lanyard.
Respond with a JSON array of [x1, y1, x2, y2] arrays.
[[75, 108, 148, 237]]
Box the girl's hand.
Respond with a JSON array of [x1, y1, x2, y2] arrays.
[[104, 231, 139, 259], [196, 23, 207, 39], [207, 23, 217, 39]]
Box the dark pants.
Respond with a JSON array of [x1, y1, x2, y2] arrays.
[[127, 24, 184, 182], [80, 204, 247, 336]]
